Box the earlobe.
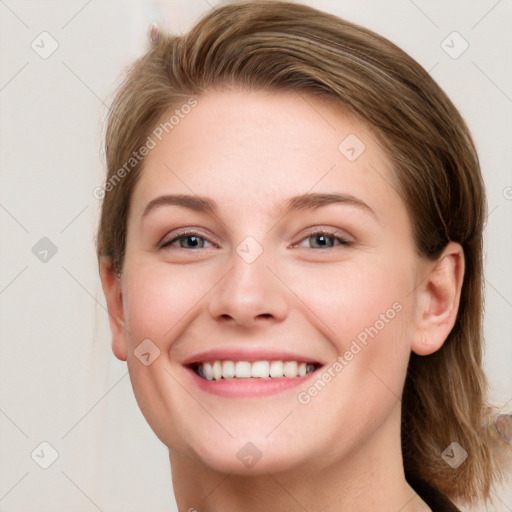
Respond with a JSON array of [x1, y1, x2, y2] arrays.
[[411, 242, 465, 356], [98, 256, 128, 362]]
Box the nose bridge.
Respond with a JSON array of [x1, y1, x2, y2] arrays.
[[208, 234, 288, 325]]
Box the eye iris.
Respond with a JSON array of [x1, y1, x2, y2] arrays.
[[311, 233, 334, 248], [180, 235, 202, 248]]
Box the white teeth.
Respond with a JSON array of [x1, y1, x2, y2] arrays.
[[203, 362, 213, 381], [269, 360, 284, 378], [235, 361, 252, 379], [251, 361, 270, 378], [222, 360, 235, 379], [283, 361, 298, 377], [195, 360, 317, 380], [212, 360, 222, 381]]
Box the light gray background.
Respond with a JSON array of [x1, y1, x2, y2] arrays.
[[0, 1, 511, 511]]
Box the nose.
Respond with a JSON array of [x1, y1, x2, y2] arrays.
[[208, 242, 289, 328]]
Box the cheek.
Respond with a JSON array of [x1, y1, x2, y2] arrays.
[[286, 251, 415, 345], [122, 262, 213, 344], [292, 266, 415, 454], [289, 252, 416, 401]]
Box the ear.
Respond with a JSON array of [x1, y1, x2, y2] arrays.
[[411, 242, 465, 356], [98, 256, 128, 361]]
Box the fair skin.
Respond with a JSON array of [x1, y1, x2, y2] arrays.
[[100, 89, 464, 512]]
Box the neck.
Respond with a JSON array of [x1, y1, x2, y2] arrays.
[[169, 403, 430, 512]]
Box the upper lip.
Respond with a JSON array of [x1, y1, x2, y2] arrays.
[[182, 347, 324, 366]]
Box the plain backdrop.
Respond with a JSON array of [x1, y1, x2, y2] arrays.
[[0, 1, 511, 511]]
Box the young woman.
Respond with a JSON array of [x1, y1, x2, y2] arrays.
[[96, 2, 508, 510]]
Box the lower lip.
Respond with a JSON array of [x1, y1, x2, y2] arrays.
[[184, 366, 320, 398]]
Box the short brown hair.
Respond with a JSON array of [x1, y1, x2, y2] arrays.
[[96, 1, 505, 503]]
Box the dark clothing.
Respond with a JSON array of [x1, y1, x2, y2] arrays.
[[409, 477, 462, 512]]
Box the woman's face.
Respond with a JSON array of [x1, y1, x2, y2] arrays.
[[114, 89, 431, 475]]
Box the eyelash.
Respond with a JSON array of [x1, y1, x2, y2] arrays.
[[159, 229, 352, 250]]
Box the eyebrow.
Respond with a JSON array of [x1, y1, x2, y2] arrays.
[[141, 192, 377, 220]]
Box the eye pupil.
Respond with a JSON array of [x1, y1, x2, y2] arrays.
[[181, 235, 202, 248], [311, 233, 334, 248]]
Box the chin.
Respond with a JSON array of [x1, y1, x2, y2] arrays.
[[189, 437, 309, 476]]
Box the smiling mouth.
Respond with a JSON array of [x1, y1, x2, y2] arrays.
[[190, 360, 321, 381]]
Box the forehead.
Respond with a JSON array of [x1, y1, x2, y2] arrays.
[[128, 89, 404, 225]]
